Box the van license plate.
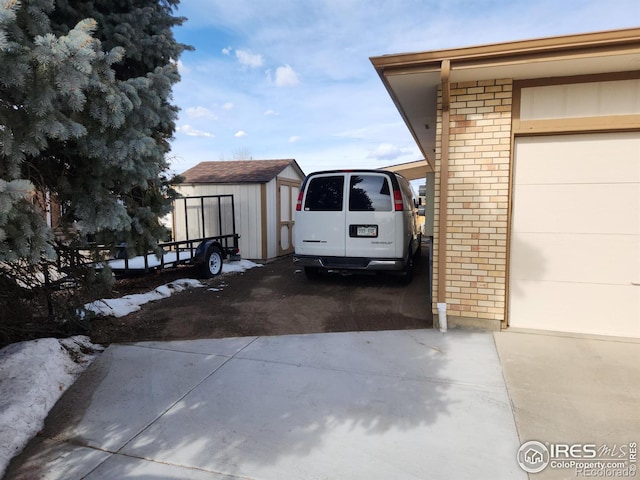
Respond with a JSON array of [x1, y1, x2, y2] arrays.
[[355, 225, 377, 237]]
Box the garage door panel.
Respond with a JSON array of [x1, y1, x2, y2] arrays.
[[514, 133, 640, 185], [510, 280, 640, 338], [512, 184, 638, 235], [511, 232, 637, 285], [510, 132, 640, 338]]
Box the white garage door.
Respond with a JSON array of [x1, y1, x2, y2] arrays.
[[509, 132, 640, 338]]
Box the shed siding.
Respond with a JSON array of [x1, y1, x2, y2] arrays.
[[172, 195, 235, 241], [173, 184, 264, 260], [278, 164, 303, 181]]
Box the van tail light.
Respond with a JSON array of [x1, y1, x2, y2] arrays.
[[295, 189, 304, 211], [393, 190, 404, 211]]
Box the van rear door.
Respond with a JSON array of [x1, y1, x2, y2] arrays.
[[296, 173, 346, 257], [345, 172, 397, 259]]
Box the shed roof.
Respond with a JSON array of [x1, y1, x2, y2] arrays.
[[180, 159, 303, 184]]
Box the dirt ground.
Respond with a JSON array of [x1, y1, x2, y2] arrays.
[[90, 252, 433, 344]]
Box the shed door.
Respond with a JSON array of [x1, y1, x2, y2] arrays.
[[509, 132, 640, 338], [278, 179, 300, 256]]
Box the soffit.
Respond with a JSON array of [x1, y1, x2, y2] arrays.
[[371, 28, 640, 162], [382, 159, 432, 178]]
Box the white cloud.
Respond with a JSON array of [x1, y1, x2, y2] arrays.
[[289, 136, 301, 143], [368, 143, 402, 161], [170, 1, 640, 176], [222, 102, 234, 110], [176, 125, 215, 138], [234, 130, 248, 138], [274, 64, 300, 87], [185, 106, 217, 120], [235, 49, 264, 68]]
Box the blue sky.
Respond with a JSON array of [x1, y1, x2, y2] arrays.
[[168, 0, 640, 176]]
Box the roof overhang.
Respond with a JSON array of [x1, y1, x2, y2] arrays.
[[381, 159, 431, 180], [370, 28, 640, 168]]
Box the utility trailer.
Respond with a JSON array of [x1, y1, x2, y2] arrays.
[[106, 194, 240, 278]]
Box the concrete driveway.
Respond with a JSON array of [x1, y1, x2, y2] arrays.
[[495, 330, 640, 480], [7, 328, 639, 479], [6, 329, 526, 479]]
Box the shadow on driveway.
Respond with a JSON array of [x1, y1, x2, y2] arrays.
[[6, 329, 524, 480]]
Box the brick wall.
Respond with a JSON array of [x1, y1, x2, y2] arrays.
[[433, 79, 513, 325], [33, 189, 63, 230]]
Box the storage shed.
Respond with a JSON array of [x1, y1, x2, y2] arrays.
[[174, 159, 304, 261]]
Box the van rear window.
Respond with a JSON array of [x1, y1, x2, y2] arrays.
[[304, 176, 344, 211], [349, 175, 392, 211]]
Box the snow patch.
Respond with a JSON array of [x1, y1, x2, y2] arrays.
[[106, 250, 195, 270], [205, 260, 261, 293], [83, 278, 204, 318], [0, 258, 264, 474], [0, 336, 103, 477], [223, 259, 263, 274], [83, 261, 261, 317]]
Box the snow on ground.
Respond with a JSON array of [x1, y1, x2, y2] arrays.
[[84, 259, 262, 318], [106, 250, 195, 270], [84, 278, 204, 318], [0, 259, 262, 476], [0, 336, 103, 477], [222, 259, 263, 274]]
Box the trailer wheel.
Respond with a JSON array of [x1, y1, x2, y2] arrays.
[[202, 245, 223, 278]]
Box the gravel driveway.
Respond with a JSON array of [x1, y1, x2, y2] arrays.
[[90, 252, 433, 344]]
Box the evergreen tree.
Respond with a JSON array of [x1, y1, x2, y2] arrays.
[[0, 0, 190, 263]]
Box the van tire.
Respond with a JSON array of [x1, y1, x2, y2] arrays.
[[413, 237, 422, 258], [304, 267, 321, 280], [399, 250, 414, 285], [202, 245, 223, 278]]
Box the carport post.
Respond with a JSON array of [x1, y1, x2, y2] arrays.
[[436, 59, 451, 326]]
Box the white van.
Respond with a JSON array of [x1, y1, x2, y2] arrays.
[[293, 169, 421, 281]]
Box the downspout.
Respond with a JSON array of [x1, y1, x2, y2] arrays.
[[437, 59, 451, 332]]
